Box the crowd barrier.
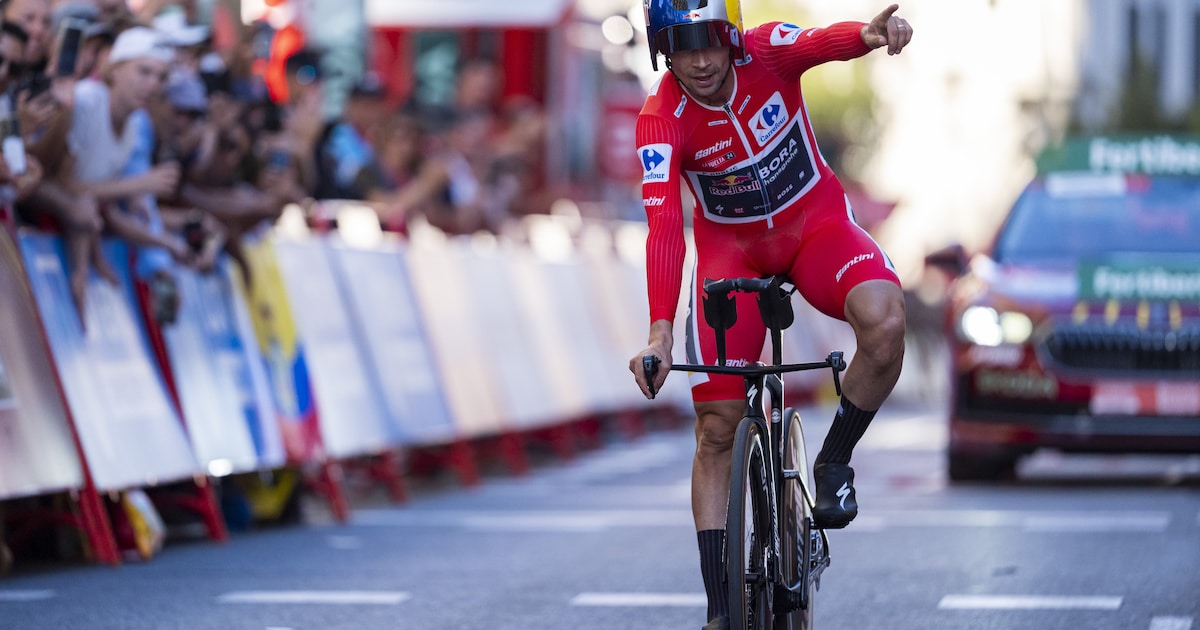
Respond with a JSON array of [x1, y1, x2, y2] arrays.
[[0, 201, 851, 568]]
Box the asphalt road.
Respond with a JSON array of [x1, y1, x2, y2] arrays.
[[2, 397, 1198, 630]]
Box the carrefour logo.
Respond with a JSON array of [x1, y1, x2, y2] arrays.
[[639, 143, 673, 183], [750, 93, 788, 146], [770, 23, 803, 46]]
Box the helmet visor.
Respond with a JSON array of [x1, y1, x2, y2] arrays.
[[654, 21, 731, 57]]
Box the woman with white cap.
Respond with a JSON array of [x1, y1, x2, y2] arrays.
[[63, 25, 191, 322]]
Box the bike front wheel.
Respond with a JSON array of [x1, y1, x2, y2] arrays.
[[775, 408, 815, 630], [727, 417, 773, 630]]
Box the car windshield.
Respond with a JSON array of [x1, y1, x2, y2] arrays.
[[992, 173, 1200, 263]]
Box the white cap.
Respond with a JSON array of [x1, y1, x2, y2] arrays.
[[108, 27, 175, 65], [152, 11, 209, 47]]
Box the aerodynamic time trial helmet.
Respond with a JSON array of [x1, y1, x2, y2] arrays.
[[643, 0, 746, 71]]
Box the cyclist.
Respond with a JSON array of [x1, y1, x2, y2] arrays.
[[627, 3, 912, 628]]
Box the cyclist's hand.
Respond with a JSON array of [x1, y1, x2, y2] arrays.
[[630, 319, 673, 399], [631, 348, 671, 399], [861, 4, 912, 55]]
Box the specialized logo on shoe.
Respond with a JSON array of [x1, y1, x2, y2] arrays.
[[836, 482, 851, 510]]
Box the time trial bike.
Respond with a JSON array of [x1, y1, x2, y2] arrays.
[[643, 275, 846, 630]]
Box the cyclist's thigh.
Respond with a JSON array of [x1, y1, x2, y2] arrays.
[[686, 238, 766, 403], [792, 193, 901, 322]]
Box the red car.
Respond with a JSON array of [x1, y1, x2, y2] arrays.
[[928, 169, 1200, 481]]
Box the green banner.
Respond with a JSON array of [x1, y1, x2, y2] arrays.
[[1037, 135, 1200, 175], [1079, 262, 1200, 301]]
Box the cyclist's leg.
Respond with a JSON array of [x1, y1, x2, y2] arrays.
[[688, 240, 769, 528], [791, 188, 905, 527], [687, 231, 769, 625]]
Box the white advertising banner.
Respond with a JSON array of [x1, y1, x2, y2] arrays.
[[18, 234, 200, 490], [403, 227, 505, 438], [533, 255, 627, 417], [272, 236, 396, 459], [162, 263, 281, 475], [580, 247, 650, 411], [327, 235, 457, 445], [0, 231, 83, 499], [459, 242, 567, 429]]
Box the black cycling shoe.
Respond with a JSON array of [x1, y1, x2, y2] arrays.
[[701, 616, 730, 630], [812, 463, 858, 529]]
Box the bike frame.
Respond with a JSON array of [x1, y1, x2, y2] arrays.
[[678, 356, 837, 609], [644, 275, 845, 614]]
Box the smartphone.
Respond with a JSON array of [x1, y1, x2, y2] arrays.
[[53, 18, 87, 78]]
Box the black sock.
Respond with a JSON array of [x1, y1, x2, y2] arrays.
[[697, 529, 728, 621], [815, 395, 877, 467]]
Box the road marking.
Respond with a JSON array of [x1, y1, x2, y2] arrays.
[[1022, 514, 1169, 533], [353, 509, 692, 532], [837, 509, 1171, 533], [217, 591, 410, 605], [0, 590, 55, 602], [354, 508, 1171, 534], [938, 595, 1122, 610], [1150, 617, 1193, 630], [326, 535, 362, 549], [856, 413, 946, 451], [570, 593, 707, 607]]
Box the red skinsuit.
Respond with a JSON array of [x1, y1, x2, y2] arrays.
[[637, 21, 901, 401]]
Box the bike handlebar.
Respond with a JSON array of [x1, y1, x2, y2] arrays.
[[703, 276, 775, 295], [641, 352, 846, 400]]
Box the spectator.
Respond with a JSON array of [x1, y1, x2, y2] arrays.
[[64, 26, 189, 323], [376, 108, 424, 191], [279, 47, 325, 198], [387, 107, 517, 235], [0, 26, 43, 208], [0, 23, 27, 93], [490, 97, 553, 217], [4, 15, 113, 324], [454, 57, 501, 116], [0, 22, 43, 204], [151, 64, 297, 289], [3, 0, 51, 74], [152, 8, 207, 70], [319, 71, 391, 201]]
